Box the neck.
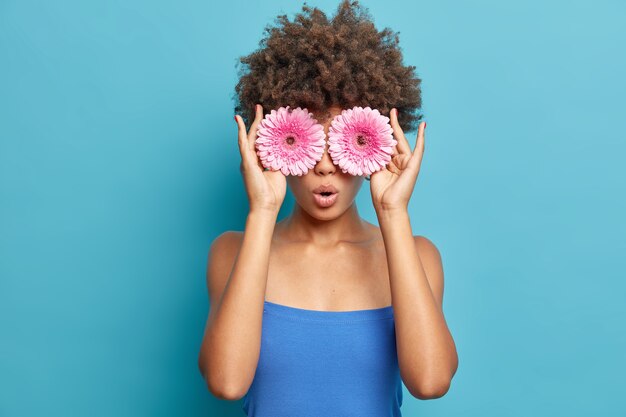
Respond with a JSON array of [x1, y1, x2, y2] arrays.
[[278, 202, 370, 245]]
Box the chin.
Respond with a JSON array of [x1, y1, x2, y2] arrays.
[[312, 200, 353, 221], [312, 207, 341, 220]]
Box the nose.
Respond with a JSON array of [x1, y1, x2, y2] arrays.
[[313, 139, 336, 176]]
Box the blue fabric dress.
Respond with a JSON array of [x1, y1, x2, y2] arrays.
[[242, 299, 403, 416]]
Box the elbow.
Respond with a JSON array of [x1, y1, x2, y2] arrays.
[[206, 380, 248, 401], [408, 350, 459, 400], [198, 356, 248, 401], [407, 377, 452, 400]]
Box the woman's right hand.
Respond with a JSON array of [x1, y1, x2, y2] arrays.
[[235, 104, 287, 214]]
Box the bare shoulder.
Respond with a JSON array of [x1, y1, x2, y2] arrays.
[[413, 235, 443, 265], [413, 235, 445, 309], [206, 231, 244, 307], [209, 230, 244, 256]]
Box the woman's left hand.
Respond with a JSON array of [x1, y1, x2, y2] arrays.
[[370, 108, 426, 213]]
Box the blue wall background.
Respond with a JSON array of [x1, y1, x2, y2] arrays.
[[1, 0, 624, 415]]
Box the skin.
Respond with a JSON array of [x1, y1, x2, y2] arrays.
[[198, 104, 459, 402]]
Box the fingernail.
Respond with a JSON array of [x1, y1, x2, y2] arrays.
[[234, 115, 238, 122], [424, 122, 427, 129]]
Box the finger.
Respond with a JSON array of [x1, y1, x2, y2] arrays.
[[408, 121, 426, 170], [249, 105, 268, 171], [394, 153, 411, 171], [380, 155, 402, 176], [391, 138, 399, 156], [414, 121, 425, 157], [235, 114, 250, 161], [386, 160, 402, 176], [389, 154, 404, 172], [247, 104, 264, 152], [235, 113, 263, 172], [390, 108, 412, 155]]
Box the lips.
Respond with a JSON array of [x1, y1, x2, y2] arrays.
[[312, 184, 339, 208], [312, 184, 338, 195], [313, 192, 338, 208]]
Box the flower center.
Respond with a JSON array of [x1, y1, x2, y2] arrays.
[[355, 134, 368, 146], [285, 135, 295, 145]]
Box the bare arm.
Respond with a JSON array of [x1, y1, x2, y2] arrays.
[[198, 104, 286, 400], [380, 210, 458, 400], [198, 210, 278, 400], [370, 113, 457, 399]]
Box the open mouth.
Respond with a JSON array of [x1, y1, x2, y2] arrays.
[[313, 190, 338, 208], [312, 184, 339, 206]]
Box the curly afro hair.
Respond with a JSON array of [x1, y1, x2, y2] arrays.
[[233, 0, 423, 132]]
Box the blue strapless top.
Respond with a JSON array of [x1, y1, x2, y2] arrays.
[[242, 300, 403, 416]]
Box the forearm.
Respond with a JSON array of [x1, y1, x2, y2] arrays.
[[204, 209, 277, 395], [378, 209, 457, 396]]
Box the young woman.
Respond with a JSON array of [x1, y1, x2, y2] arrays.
[[198, 1, 458, 415]]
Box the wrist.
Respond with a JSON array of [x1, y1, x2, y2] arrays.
[[374, 202, 408, 215], [375, 206, 409, 221], [248, 207, 280, 220]]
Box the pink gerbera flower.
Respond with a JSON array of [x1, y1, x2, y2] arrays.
[[328, 106, 397, 176], [255, 106, 326, 176]]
